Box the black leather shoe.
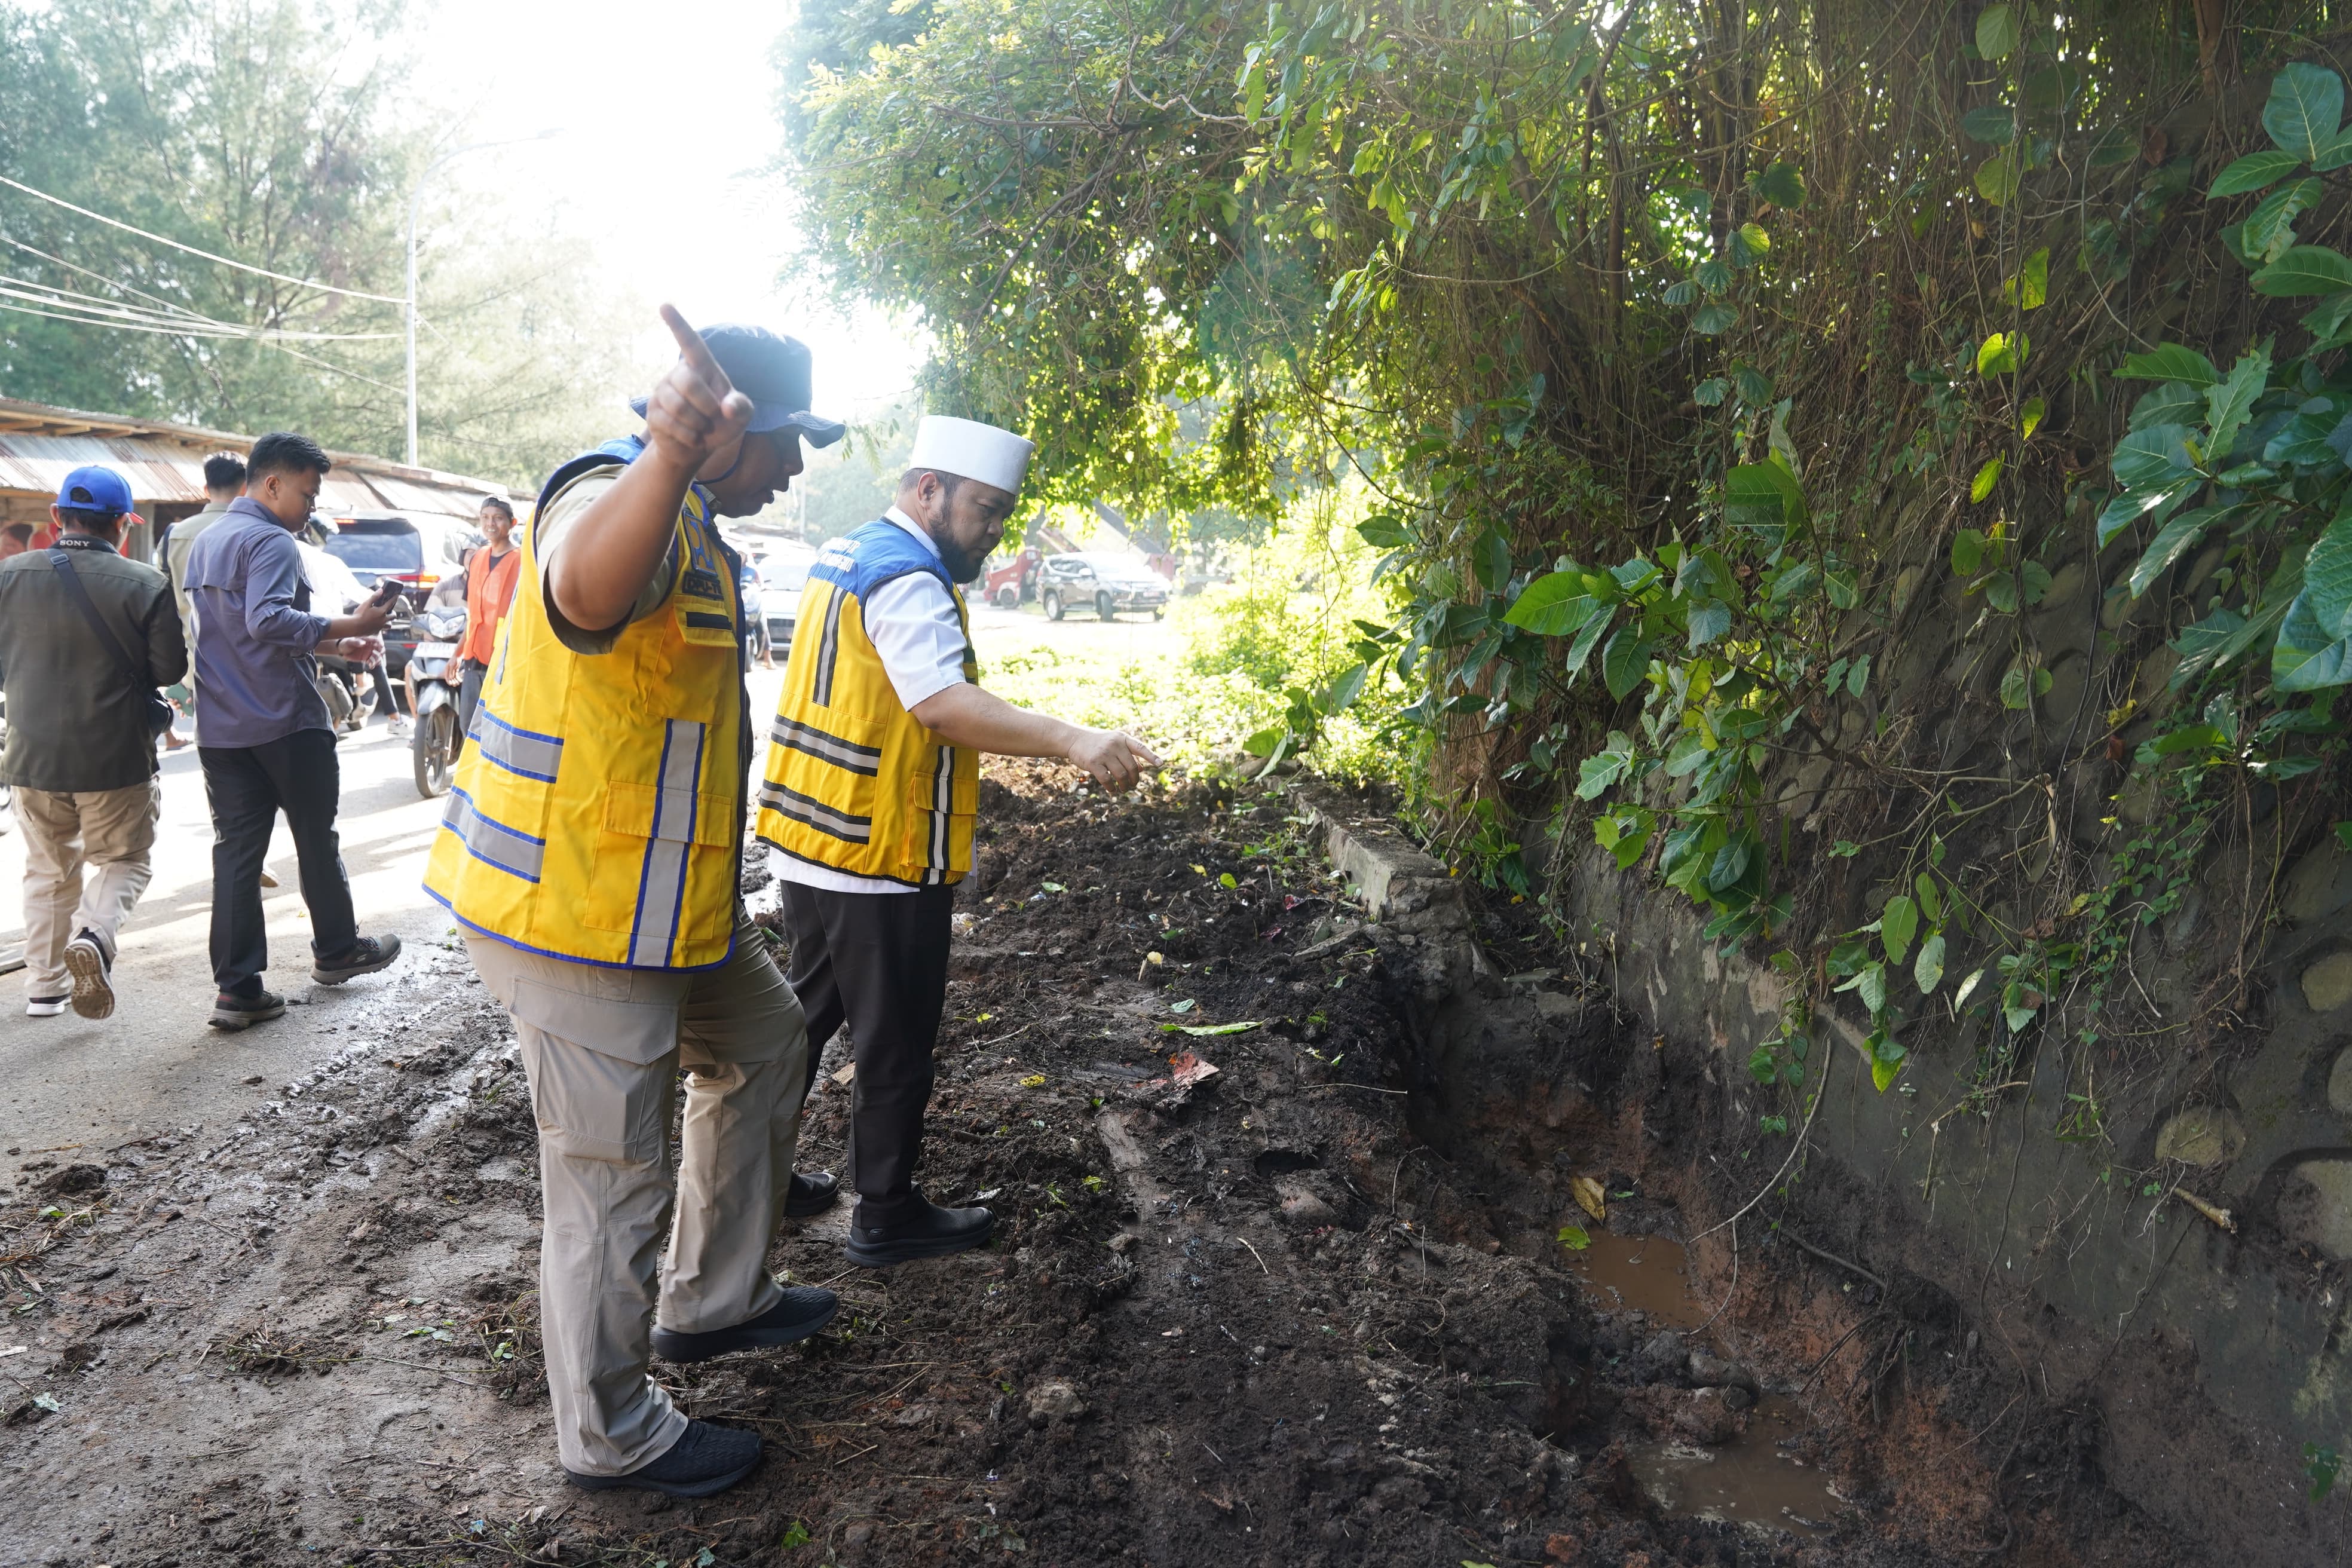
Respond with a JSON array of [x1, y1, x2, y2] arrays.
[[649, 1285, 838, 1364], [844, 1198, 995, 1267], [785, 1169, 841, 1218], [563, 1418, 760, 1497]]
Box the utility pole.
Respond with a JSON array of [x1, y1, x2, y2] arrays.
[[406, 130, 561, 469]]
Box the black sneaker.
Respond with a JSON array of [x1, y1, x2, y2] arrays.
[[25, 994, 67, 1018], [785, 1169, 841, 1218], [63, 929, 114, 1021], [313, 934, 402, 986], [650, 1285, 839, 1364], [844, 1196, 995, 1267], [562, 1418, 761, 1499], [209, 990, 286, 1031]]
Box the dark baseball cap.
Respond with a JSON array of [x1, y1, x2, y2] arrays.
[[630, 323, 846, 447], [57, 464, 134, 515]]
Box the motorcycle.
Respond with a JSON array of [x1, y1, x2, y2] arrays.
[[405, 603, 468, 797]]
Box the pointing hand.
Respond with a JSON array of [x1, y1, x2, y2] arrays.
[[644, 304, 754, 474]]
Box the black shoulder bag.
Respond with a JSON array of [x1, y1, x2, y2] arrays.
[[47, 547, 175, 739]]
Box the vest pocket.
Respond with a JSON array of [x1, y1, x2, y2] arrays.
[[580, 719, 737, 963], [901, 746, 976, 885]]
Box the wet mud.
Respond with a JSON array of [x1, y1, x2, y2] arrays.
[[0, 763, 2202, 1566]]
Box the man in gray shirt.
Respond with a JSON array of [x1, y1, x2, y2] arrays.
[[0, 465, 183, 1019], [185, 431, 404, 1030]]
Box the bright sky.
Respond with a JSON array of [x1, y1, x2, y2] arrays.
[[409, 0, 926, 424]]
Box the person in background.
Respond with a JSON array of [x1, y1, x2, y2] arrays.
[[0, 523, 33, 560], [296, 532, 405, 737], [758, 416, 1159, 1267], [0, 466, 184, 1018], [161, 454, 247, 754], [457, 495, 522, 739], [184, 431, 404, 1031]]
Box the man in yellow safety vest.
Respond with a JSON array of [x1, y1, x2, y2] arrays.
[[757, 415, 1160, 1267], [424, 307, 843, 1499]]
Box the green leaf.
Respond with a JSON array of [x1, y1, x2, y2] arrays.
[[2096, 479, 2197, 547], [1693, 259, 1732, 295], [1503, 571, 1603, 635], [1915, 930, 1946, 994], [2252, 245, 2352, 296], [1693, 376, 1730, 406], [1555, 1224, 1592, 1251], [1881, 895, 1919, 965], [1974, 149, 2021, 206], [1847, 654, 1872, 696], [2006, 247, 2048, 311], [1217, 871, 1238, 889], [1691, 302, 1738, 335], [1915, 873, 1943, 924], [1319, 662, 1370, 715], [1601, 627, 1651, 701], [1722, 461, 1807, 531], [1474, 527, 1512, 592], [1732, 222, 1771, 265], [2117, 344, 2221, 385], [2111, 424, 2197, 489], [1950, 526, 1986, 575], [1977, 331, 2025, 375], [1871, 1054, 1904, 1092], [1970, 457, 2004, 503], [1576, 735, 1633, 799], [2210, 149, 2305, 197], [1356, 513, 1412, 549], [1750, 162, 1805, 207], [2246, 178, 2324, 262], [1562, 607, 1612, 679], [2276, 512, 2352, 690], [2127, 505, 2227, 596], [1975, 4, 2020, 60], [1686, 600, 1732, 647], [1999, 664, 2039, 708], [2264, 62, 2345, 162], [1160, 1019, 1261, 1036], [2020, 396, 2045, 439], [1961, 104, 2016, 145]]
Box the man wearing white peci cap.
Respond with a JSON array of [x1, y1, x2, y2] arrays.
[[757, 414, 1160, 1266]]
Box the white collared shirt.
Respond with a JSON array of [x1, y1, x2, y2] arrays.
[[770, 506, 970, 897]]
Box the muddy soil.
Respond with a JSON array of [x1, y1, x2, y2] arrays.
[[0, 763, 2194, 1567]]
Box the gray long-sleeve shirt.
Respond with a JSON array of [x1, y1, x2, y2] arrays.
[[183, 498, 332, 748]]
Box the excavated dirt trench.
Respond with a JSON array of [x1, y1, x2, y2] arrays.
[[0, 763, 2200, 1566]]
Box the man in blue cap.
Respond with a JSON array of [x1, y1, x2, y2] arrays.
[[0, 465, 184, 1018], [428, 310, 849, 1499]]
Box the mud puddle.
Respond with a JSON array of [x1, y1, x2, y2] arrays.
[[1632, 1396, 1842, 1535], [1564, 1228, 1710, 1327]]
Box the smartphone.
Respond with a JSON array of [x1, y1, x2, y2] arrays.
[[369, 578, 403, 608]]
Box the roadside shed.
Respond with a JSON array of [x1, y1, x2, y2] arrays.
[[0, 396, 516, 562]]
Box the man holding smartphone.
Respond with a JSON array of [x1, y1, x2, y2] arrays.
[[185, 431, 405, 1030]]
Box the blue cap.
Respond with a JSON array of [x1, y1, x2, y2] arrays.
[[630, 323, 847, 447], [57, 464, 134, 516]]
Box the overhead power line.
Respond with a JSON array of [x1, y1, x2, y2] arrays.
[[0, 173, 408, 305], [0, 274, 400, 340]]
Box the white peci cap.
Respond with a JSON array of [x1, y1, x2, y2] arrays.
[[908, 415, 1035, 495]]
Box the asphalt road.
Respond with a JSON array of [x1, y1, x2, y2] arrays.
[[0, 600, 1166, 1160]]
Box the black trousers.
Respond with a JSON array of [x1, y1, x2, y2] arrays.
[[200, 729, 359, 996], [780, 880, 954, 1221]]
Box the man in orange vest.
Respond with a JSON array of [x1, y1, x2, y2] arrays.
[[456, 495, 522, 739]]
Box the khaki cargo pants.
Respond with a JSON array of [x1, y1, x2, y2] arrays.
[[465, 915, 809, 1475], [14, 781, 160, 999]]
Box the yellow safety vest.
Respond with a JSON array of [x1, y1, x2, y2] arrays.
[[424, 451, 747, 969], [756, 519, 979, 886]]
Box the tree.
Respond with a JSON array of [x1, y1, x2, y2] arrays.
[[0, 0, 630, 486]]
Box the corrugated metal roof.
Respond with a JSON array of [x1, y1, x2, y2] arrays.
[[0, 395, 514, 519]]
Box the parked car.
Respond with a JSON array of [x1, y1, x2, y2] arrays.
[[324, 513, 483, 677], [738, 564, 769, 668], [1039, 552, 1168, 621], [760, 543, 819, 651]]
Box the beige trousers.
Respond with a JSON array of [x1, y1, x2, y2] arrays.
[[14, 782, 160, 998], [466, 915, 810, 1475]]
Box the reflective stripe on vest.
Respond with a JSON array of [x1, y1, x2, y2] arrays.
[[441, 787, 546, 883], [469, 707, 564, 783], [627, 718, 707, 967], [755, 519, 979, 887]]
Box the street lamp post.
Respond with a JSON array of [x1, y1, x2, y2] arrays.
[[405, 130, 560, 469]]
